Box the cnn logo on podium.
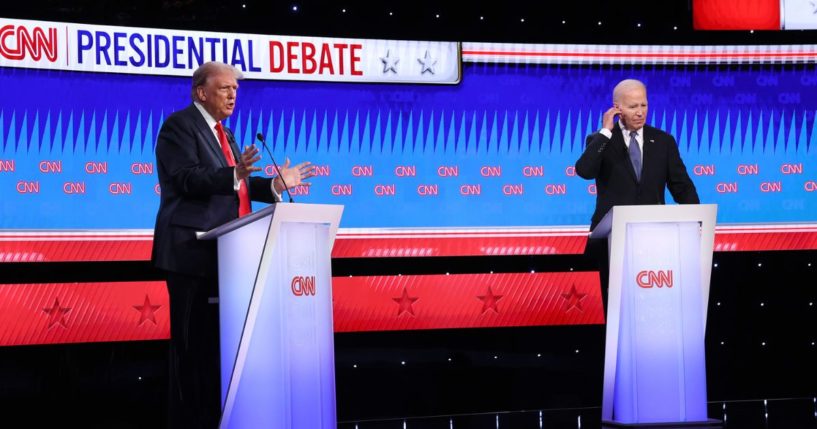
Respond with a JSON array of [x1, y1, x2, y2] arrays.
[[291, 276, 316, 296], [636, 270, 673, 288]]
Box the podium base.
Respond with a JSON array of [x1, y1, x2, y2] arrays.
[[602, 418, 722, 428]]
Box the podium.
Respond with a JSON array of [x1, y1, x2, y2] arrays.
[[590, 204, 719, 426], [198, 203, 343, 429]]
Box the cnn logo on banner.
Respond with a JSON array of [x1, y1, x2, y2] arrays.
[[291, 276, 316, 296], [636, 270, 673, 288], [0, 24, 58, 62]]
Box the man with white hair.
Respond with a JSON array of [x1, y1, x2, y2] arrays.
[[575, 79, 699, 311], [152, 61, 316, 427]]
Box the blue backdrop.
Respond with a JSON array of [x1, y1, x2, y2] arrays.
[[1, 63, 815, 229]]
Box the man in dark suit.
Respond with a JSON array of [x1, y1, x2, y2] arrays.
[[575, 79, 699, 312], [152, 61, 315, 428]]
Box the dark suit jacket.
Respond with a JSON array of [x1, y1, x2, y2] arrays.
[[575, 123, 699, 231], [152, 104, 278, 277]]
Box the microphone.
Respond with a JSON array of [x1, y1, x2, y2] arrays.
[[256, 133, 294, 203]]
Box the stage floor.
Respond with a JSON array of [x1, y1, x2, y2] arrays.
[[339, 398, 817, 429]]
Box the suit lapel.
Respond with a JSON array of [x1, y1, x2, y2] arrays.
[[188, 105, 228, 168], [641, 127, 656, 184], [613, 124, 639, 183], [224, 128, 242, 165]]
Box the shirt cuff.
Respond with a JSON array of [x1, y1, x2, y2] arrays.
[[598, 128, 613, 139], [232, 168, 240, 191], [270, 179, 283, 202]]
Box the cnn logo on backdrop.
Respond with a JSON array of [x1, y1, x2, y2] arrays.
[[291, 275, 316, 296], [0, 24, 58, 62], [636, 270, 673, 288]]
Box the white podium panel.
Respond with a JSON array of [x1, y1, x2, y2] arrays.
[[199, 203, 343, 429], [592, 204, 718, 426]]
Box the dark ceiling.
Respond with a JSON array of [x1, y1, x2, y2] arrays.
[[3, 0, 817, 44]]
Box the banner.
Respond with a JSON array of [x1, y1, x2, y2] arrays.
[[0, 17, 460, 83]]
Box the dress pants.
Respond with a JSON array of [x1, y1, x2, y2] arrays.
[[165, 271, 221, 429]]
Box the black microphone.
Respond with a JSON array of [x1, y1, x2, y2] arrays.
[[256, 133, 294, 203]]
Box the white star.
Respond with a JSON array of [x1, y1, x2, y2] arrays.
[[380, 49, 399, 74], [417, 50, 438, 75]]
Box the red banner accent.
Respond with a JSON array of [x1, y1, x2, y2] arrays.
[[0, 281, 169, 346], [0, 233, 154, 262], [693, 0, 781, 30], [333, 272, 604, 332]]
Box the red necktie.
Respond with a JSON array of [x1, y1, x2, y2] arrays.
[[215, 122, 251, 217]]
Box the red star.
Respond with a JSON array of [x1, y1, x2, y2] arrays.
[[133, 295, 162, 326], [43, 298, 71, 329], [477, 287, 503, 314], [392, 287, 419, 316], [561, 284, 587, 312]]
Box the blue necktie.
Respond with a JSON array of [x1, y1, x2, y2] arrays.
[[629, 131, 642, 181]]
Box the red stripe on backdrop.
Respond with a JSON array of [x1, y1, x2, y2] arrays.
[[1, 229, 817, 262], [331, 234, 589, 257], [461, 51, 814, 58], [0, 239, 154, 262], [0, 281, 170, 346], [693, 0, 780, 30], [332, 272, 604, 332]]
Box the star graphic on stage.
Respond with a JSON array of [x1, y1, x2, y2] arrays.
[[477, 286, 503, 314], [380, 49, 399, 74], [133, 294, 162, 326], [417, 50, 438, 75], [393, 286, 419, 316], [43, 297, 71, 329], [561, 284, 587, 312]]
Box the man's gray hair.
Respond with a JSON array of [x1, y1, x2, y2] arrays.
[[190, 62, 243, 102], [612, 79, 646, 103]]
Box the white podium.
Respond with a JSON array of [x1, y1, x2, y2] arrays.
[[199, 203, 343, 429], [590, 204, 720, 426]]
